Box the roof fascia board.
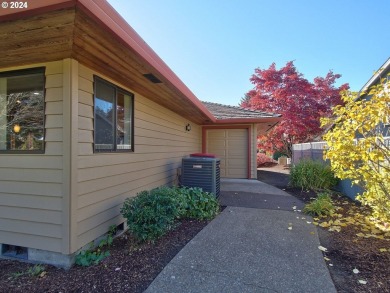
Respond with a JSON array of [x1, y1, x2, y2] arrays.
[[212, 117, 282, 124]]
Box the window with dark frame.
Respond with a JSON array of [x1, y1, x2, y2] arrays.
[[94, 76, 134, 152], [0, 68, 45, 153]]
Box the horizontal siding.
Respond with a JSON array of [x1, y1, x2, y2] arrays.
[[78, 129, 93, 143], [46, 114, 63, 128], [0, 181, 62, 196], [77, 174, 177, 223], [0, 61, 64, 253], [78, 205, 120, 233], [0, 155, 62, 169], [0, 168, 62, 183], [45, 142, 64, 156], [78, 103, 93, 118], [0, 231, 62, 252], [46, 100, 63, 115], [78, 143, 92, 156], [46, 88, 63, 102], [0, 194, 62, 210], [79, 89, 93, 106], [0, 206, 62, 225], [77, 75, 93, 162], [75, 64, 201, 248], [46, 128, 63, 142], [77, 215, 122, 249], [78, 116, 93, 130], [46, 73, 63, 88], [78, 163, 179, 207], [78, 157, 184, 182], [78, 151, 191, 169], [0, 219, 61, 238]]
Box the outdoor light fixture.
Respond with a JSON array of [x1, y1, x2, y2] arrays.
[[13, 124, 21, 133], [185, 123, 191, 132]]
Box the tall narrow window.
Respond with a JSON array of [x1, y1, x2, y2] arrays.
[[94, 76, 134, 152], [0, 68, 45, 153]]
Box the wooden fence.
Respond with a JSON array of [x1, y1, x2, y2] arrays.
[[292, 141, 327, 165], [292, 141, 363, 199]]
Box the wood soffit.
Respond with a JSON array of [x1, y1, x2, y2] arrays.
[[0, 8, 213, 124]]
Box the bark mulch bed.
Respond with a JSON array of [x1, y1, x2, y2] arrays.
[[285, 187, 390, 293], [258, 168, 390, 292], [0, 219, 209, 293]]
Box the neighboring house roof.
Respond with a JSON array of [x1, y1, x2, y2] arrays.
[[202, 101, 281, 123], [317, 57, 390, 140], [359, 57, 390, 94], [0, 0, 281, 126]]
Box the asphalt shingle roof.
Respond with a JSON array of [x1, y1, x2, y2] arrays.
[[202, 101, 280, 120]]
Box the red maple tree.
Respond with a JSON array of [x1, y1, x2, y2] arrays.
[[241, 61, 349, 157]]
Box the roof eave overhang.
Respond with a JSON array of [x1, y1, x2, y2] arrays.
[[0, 0, 216, 125], [75, 0, 215, 123]]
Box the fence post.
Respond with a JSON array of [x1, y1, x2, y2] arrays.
[[300, 145, 303, 163], [309, 142, 312, 160]]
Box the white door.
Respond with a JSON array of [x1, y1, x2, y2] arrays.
[[206, 129, 248, 178]]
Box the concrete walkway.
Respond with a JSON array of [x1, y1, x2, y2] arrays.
[[219, 179, 304, 211], [145, 179, 336, 293]]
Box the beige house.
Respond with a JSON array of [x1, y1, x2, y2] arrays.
[[0, 0, 281, 267]]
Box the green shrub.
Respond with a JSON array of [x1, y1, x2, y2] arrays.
[[177, 187, 219, 220], [120, 187, 183, 242], [289, 159, 338, 189], [303, 192, 335, 216], [121, 186, 219, 242]]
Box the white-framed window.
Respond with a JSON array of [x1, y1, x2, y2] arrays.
[[0, 67, 45, 153], [93, 76, 134, 152]]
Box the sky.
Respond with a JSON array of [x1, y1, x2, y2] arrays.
[[107, 0, 390, 106]]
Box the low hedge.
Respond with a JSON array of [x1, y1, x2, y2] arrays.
[[121, 186, 219, 242]]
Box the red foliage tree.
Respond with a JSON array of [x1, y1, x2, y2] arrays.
[[242, 61, 349, 157]]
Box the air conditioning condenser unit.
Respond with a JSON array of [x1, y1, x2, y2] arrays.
[[181, 155, 220, 197]]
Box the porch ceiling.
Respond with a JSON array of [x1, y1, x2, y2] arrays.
[[0, 6, 214, 125]]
